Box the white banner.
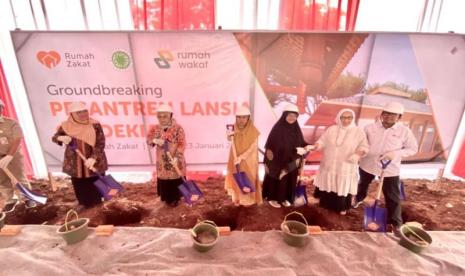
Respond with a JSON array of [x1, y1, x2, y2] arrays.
[[12, 32, 271, 166]]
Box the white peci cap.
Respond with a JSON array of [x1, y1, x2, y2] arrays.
[[283, 103, 299, 113], [69, 102, 87, 113], [383, 102, 404, 115], [235, 106, 251, 116], [157, 104, 173, 113]]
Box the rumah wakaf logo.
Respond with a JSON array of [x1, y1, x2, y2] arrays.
[[154, 50, 174, 69], [36, 50, 61, 69]]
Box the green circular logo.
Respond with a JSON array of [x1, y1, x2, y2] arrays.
[[112, 51, 130, 69]]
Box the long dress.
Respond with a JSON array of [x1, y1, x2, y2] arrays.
[[147, 119, 186, 205], [262, 111, 307, 204], [313, 124, 368, 212], [52, 117, 108, 208], [224, 120, 262, 206]]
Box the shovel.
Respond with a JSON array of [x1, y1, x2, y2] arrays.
[[2, 167, 47, 205], [230, 136, 255, 194], [163, 142, 202, 205], [294, 156, 308, 207], [363, 159, 391, 232], [68, 141, 123, 200]]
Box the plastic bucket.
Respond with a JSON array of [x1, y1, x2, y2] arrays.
[[399, 224, 432, 253], [0, 212, 5, 229], [56, 210, 90, 245], [281, 211, 309, 247], [191, 220, 219, 252]]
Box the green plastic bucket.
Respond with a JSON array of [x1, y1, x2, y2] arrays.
[[0, 212, 5, 229], [399, 224, 432, 253], [191, 220, 219, 252], [57, 210, 90, 245], [281, 211, 309, 247]]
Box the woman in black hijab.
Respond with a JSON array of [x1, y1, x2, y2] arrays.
[[262, 104, 312, 208]]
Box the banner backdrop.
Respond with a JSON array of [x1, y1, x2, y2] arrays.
[[11, 31, 465, 169], [12, 32, 260, 166]]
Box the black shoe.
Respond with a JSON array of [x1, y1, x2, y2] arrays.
[[393, 226, 402, 238], [24, 199, 37, 209], [2, 199, 19, 213], [168, 201, 179, 207]]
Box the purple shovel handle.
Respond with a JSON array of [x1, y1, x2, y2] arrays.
[[380, 159, 391, 169]]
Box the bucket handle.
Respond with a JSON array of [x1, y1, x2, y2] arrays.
[[283, 211, 308, 226], [191, 220, 218, 238], [199, 220, 218, 228], [64, 209, 79, 232], [403, 224, 429, 244]]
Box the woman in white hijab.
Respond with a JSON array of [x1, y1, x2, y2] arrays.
[[313, 108, 369, 215]]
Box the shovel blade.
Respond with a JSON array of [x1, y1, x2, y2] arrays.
[[293, 183, 308, 207], [363, 201, 387, 232], [101, 174, 124, 191], [16, 183, 47, 205], [178, 180, 203, 205], [233, 171, 255, 194], [93, 174, 123, 200]]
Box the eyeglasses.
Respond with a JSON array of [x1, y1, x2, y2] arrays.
[[157, 114, 170, 119]]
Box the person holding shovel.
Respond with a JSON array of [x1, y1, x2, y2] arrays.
[[352, 102, 418, 235], [224, 106, 262, 206], [312, 108, 369, 215], [0, 99, 36, 212], [262, 103, 312, 208], [147, 104, 186, 207], [52, 102, 107, 209]]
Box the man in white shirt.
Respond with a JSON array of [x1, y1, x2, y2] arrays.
[[353, 102, 418, 234]]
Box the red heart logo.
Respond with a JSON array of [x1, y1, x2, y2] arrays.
[[36, 51, 61, 69]]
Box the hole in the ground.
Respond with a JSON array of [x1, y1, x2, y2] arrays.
[[5, 204, 59, 225], [204, 206, 240, 230], [296, 206, 333, 227], [402, 207, 435, 229], [102, 202, 147, 225]]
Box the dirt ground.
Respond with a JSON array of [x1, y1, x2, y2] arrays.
[[3, 175, 465, 232]]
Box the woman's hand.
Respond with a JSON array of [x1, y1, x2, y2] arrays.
[[57, 135, 72, 145], [152, 138, 165, 146], [84, 158, 96, 170], [296, 147, 307, 156], [305, 145, 315, 151], [347, 154, 360, 164]]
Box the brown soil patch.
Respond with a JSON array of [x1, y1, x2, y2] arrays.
[[3, 176, 465, 231]]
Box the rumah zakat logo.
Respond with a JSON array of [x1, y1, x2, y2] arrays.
[[154, 50, 174, 69], [36, 50, 61, 69]]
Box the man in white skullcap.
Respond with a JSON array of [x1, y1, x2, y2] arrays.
[[353, 102, 418, 235], [0, 99, 36, 213]]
